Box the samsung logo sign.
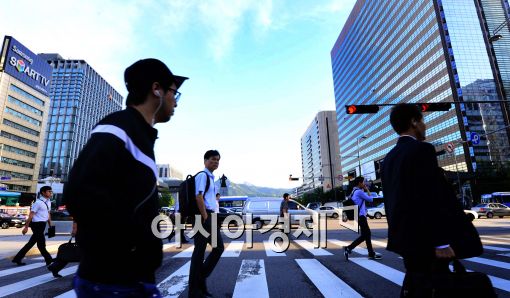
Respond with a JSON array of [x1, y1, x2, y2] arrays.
[[11, 45, 34, 64], [8, 56, 50, 87]]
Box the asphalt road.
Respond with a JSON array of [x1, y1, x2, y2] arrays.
[[0, 217, 509, 297]]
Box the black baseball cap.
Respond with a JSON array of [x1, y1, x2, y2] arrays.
[[124, 58, 188, 93]]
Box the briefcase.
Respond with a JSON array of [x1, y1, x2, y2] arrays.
[[403, 260, 496, 297], [47, 225, 56, 238], [57, 237, 81, 262]]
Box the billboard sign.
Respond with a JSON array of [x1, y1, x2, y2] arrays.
[[1, 36, 52, 96]]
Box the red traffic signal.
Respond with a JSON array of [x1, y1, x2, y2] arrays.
[[345, 105, 380, 114], [417, 103, 452, 112]]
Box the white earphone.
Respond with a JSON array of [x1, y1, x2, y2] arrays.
[[154, 90, 161, 97]]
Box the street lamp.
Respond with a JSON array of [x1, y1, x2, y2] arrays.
[[488, 16, 510, 43], [357, 135, 367, 176]]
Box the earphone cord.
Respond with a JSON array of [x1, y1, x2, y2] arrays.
[[151, 94, 164, 126]]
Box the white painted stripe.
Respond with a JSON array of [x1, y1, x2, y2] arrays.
[[483, 245, 510, 252], [296, 259, 362, 298], [0, 265, 78, 297], [370, 240, 388, 248], [0, 262, 46, 277], [158, 261, 191, 298], [294, 240, 333, 256], [54, 290, 76, 298], [222, 241, 244, 257], [91, 125, 158, 179], [499, 253, 510, 257], [263, 241, 286, 257], [328, 239, 369, 256], [163, 242, 178, 250], [350, 257, 404, 286], [481, 235, 510, 242], [172, 245, 195, 258], [482, 238, 510, 245], [466, 257, 510, 270], [232, 260, 269, 298], [33, 254, 57, 261]]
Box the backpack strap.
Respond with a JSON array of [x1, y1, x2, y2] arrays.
[[195, 171, 211, 198]]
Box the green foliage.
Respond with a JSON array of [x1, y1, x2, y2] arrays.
[[296, 187, 346, 206], [158, 189, 174, 208]]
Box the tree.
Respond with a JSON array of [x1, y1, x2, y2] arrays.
[[158, 189, 174, 208]]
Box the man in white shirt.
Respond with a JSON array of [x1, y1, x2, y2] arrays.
[[12, 186, 54, 266], [188, 150, 224, 298]]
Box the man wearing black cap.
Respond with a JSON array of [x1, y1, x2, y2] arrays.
[[65, 58, 187, 297]]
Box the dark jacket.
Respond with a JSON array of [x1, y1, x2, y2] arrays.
[[64, 107, 162, 284], [381, 136, 453, 258]]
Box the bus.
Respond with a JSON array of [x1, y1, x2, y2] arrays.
[[481, 192, 510, 206], [219, 196, 248, 208], [0, 191, 35, 216]]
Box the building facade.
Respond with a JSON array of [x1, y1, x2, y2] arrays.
[[38, 54, 123, 181], [0, 36, 52, 192], [157, 163, 184, 180], [331, 0, 510, 187], [300, 111, 342, 192]]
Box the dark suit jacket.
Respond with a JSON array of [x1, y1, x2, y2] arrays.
[[381, 136, 453, 258]]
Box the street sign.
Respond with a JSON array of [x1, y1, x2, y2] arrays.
[[445, 142, 455, 153], [337, 174, 343, 181], [470, 132, 480, 145]]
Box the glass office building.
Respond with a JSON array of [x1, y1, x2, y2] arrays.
[[331, 0, 510, 185], [39, 54, 122, 181]]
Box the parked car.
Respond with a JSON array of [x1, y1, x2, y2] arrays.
[[242, 197, 314, 229], [0, 212, 25, 229], [317, 206, 340, 218], [471, 203, 510, 218], [367, 203, 386, 219], [50, 210, 73, 221], [217, 207, 242, 226], [463, 209, 478, 221], [306, 202, 322, 210], [228, 207, 244, 215], [323, 201, 343, 208]]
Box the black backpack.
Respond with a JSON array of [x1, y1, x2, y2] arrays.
[[178, 171, 210, 218], [342, 189, 363, 220]]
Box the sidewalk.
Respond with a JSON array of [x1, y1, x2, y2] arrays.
[[0, 221, 74, 260]]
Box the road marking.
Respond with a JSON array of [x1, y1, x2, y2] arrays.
[[481, 235, 510, 242], [483, 245, 510, 252], [172, 246, 196, 258], [0, 262, 47, 277], [222, 241, 244, 257], [163, 242, 178, 250], [158, 261, 191, 298], [32, 254, 57, 261], [350, 257, 404, 286], [263, 241, 286, 257], [54, 290, 76, 298], [466, 257, 510, 270], [370, 240, 388, 248], [232, 259, 269, 298], [296, 259, 362, 298], [293, 240, 333, 256], [328, 239, 369, 256], [482, 238, 510, 245], [0, 265, 78, 297]]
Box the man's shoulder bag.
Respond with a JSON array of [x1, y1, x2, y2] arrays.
[[56, 237, 81, 262]]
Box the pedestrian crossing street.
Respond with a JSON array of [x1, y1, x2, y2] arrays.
[[1, 235, 510, 297]]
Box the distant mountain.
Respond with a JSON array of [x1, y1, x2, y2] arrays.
[[214, 180, 291, 197]]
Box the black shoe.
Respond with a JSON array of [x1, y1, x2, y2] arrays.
[[368, 253, 382, 260], [47, 263, 63, 278], [12, 260, 26, 266], [200, 281, 212, 297], [343, 246, 351, 261]]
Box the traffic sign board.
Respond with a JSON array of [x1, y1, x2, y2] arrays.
[[337, 174, 343, 181], [470, 132, 480, 145], [445, 142, 455, 153]]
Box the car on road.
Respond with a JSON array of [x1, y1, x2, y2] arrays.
[[228, 207, 243, 214], [367, 203, 386, 219], [218, 207, 242, 226], [0, 212, 25, 229], [317, 206, 340, 218], [471, 203, 510, 218], [306, 202, 322, 210], [242, 197, 314, 229], [463, 209, 478, 221]]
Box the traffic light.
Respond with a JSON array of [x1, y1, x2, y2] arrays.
[[345, 105, 380, 114], [417, 103, 452, 112]]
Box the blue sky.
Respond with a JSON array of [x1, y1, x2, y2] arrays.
[[1, 0, 356, 188]]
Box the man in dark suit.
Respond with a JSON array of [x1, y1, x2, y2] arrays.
[[381, 104, 456, 296]]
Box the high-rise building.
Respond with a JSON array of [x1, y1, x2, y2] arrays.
[[157, 163, 184, 180], [331, 0, 510, 186], [300, 111, 342, 192], [39, 54, 123, 181], [0, 36, 52, 192]]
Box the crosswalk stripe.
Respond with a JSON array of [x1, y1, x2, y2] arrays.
[[328, 239, 369, 256], [0, 265, 78, 297], [370, 240, 387, 248], [466, 257, 510, 270], [158, 261, 191, 298], [172, 246, 196, 258], [294, 240, 333, 256], [223, 241, 244, 257], [0, 262, 46, 278], [350, 257, 404, 286], [482, 238, 510, 245], [54, 290, 76, 298], [481, 236, 510, 242], [232, 260, 269, 298], [296, 259, 362, 297], [163, 243, 178, 250], [499, 253, 510, 258], [263, 241, 286, 257], [483, 245, 510, 252]]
